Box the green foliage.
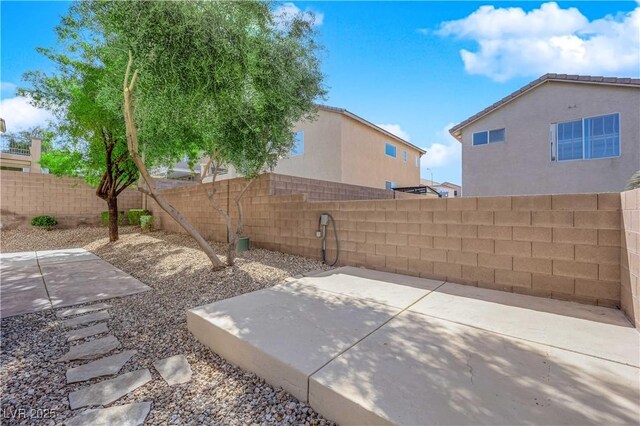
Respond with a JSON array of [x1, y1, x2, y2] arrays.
[[20, 6, 138, 189], [127, 209, 151, 225], [101, 211, 127, 226], [31, 215, 58, 228], [140, 215, 154, 233], [67, 0, 325, 177], [627, 170, 640, 190]]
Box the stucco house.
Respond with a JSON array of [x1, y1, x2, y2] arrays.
[[450, 74, 640, 196], [201, 105, 425, 189], [420, 179, 461, 197]]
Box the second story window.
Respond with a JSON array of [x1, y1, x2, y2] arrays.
[[554, 113, 620, 162], [402, 150, 407, 162], [473, 128, 505, 146], [290, 131, 304, 156], [385, 143, 397, 158], [415, 155, 419, 167]]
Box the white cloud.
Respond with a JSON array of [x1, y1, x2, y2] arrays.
[[436, 2, 640, 81], [419, 123, 461, 168], [273, 2, 324, 28], [375, 123, 411, 141], [0, 96, 53, 133]]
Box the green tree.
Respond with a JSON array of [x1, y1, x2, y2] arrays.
[[21, 21, 138, 242], [112, 0, 325, 267], [51, 1, 325, 267], [627, 170, 640, 190]]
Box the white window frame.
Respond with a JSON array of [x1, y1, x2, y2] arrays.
[[472, 128, 505, 146], [402, 150, 407, 162], [290, 131, 304, 157], [415, 155, 419, 167], [385, 143, 397, 158], [552, 112, 621, 163]]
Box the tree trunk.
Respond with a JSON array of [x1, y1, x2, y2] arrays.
[[123, 54, 225, 270], [107, 195, 119, 242]]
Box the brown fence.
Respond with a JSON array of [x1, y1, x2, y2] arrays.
[[0, 171, 142, 228], [146, 173, 639, 323], [621, 188, 639, 327]]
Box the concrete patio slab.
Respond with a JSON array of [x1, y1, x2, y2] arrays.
[[41, 260, 151, 308], [0, 251, 38, 269], [0, 249, 150, 318], [295, 266, 443, 308], [0, 287, 51, 317], [411, 282, 640, 367], [36, 248, 100, 265], [188, 267, 640, 425], [188, 282, 400, 401], [309, 311, 640, 425]]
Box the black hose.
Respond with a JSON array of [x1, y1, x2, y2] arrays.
[[321, 213, 339, 266]]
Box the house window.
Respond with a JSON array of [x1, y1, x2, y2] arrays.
[[385, 181, 397, 190], [290, 131, 304, 156], [385, 143, 397, 158], [554, 113, 620, 161], [415, 155, 419, 167], [402, 150, 407, 162], [472, 128, 505, 146], [585, 113, 620, 159], [557, 120, 583, 161]]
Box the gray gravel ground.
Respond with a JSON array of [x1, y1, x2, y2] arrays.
[[1, 227, 333, 425]]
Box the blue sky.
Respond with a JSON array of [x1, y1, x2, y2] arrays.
[[2, 1, 639, 185]]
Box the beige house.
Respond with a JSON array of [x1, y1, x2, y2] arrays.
[[210, 105, 425, 189], [420, 179, 461, 197], [450, 74, 640, 196], [0, 136, 42, 173]]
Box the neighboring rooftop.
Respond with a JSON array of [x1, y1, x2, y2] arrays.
[[449, 73, 640, 141], [316, 104, 426, 155]]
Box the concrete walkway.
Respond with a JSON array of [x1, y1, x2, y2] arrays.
[[188, 266, 640, 425], [0, 249, 151, 318]]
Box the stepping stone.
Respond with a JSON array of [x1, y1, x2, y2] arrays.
[[57, 303, 111, 318], [58, 335, 121, 363], [66, 350, 137, 384], [66, 402, 151, 426], [62, 311, 110, 328], [68, 369, 152, 410], [153, 354, 192, 386], [66, 323, 109, 342]]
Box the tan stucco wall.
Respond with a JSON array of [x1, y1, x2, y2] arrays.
[[340, 115, 422, 189], [461, 82, 640, 196], [272, 109, 343, 183]]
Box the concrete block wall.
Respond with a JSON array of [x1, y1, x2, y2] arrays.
[[0, 170, 142, 228], [253, 193, 622, 308], [621, 188, 640, 327], [147, 173, 627, 310]]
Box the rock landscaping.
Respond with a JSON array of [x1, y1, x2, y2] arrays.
[[1, 227, 333, 425]]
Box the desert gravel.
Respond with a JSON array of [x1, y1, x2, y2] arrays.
[[1, 227, 333, 425]]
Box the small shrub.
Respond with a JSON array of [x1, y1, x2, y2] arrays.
[[140, 215, 154, 233], [31, 215, 57, 228], [127, 209, 152, 225], [100, 210, 127, 226]]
